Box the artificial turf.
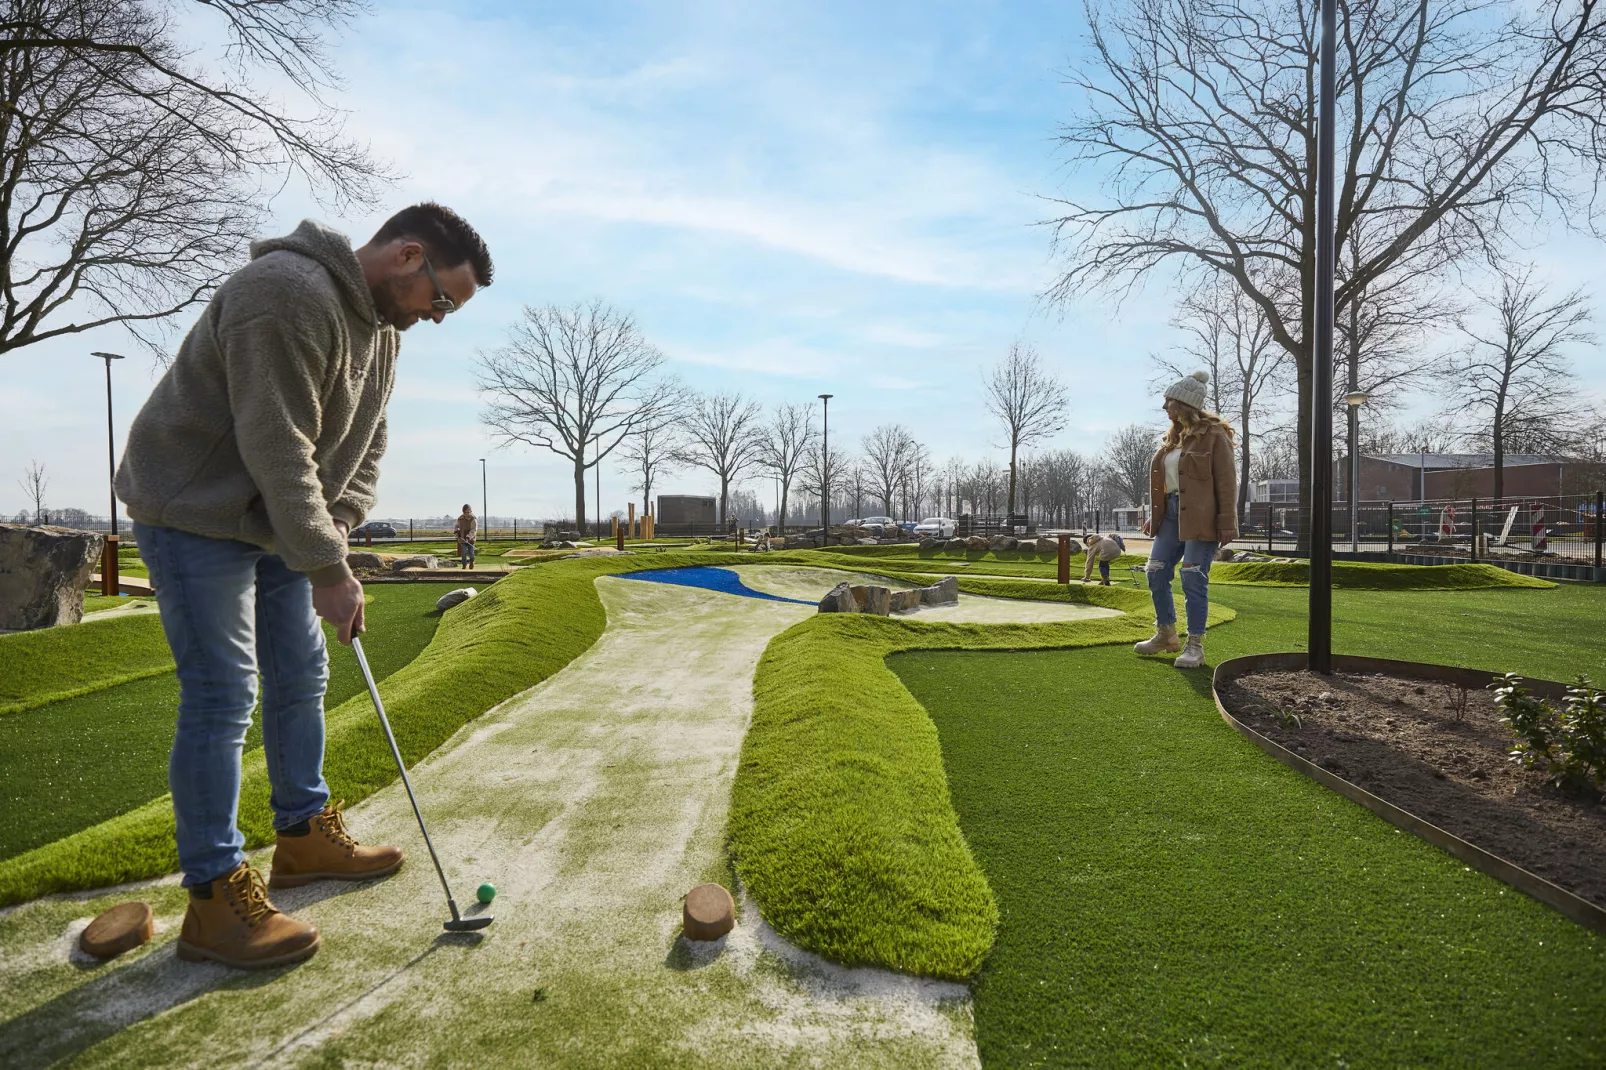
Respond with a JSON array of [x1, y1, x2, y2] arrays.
[[729, 581, 1235, 980], [0, 583, 453, 863], [892, 582, 1606, 1067], [0, 552, 759, 905], [0, 614, 173, 716]]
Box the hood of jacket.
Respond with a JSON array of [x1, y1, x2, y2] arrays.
[[250, 219, 376, 327]]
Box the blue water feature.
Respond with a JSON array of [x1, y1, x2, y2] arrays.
[[616, 566, 816, 605]]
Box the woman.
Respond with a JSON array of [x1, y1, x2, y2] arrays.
[[1135, 371, 1238, 668], [454, 503, 477, 570]]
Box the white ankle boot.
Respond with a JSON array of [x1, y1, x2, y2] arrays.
[[1134, 624, 1181, 655], [1173, 634, 1205, 669]]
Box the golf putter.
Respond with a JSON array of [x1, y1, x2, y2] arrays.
[[351, 634, 492, 933]]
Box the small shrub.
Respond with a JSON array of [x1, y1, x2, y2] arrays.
[[1490, 673, 1606, 791], [1442, 682, 1471, 723]]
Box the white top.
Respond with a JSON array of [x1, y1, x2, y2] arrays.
[[1163, 448, 1181, 494]]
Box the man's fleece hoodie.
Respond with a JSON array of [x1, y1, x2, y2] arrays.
[[116, 220, 398, 586]]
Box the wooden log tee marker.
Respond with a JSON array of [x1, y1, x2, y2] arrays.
[[682, 883, 735, 941], [79, 901, 153, 958]]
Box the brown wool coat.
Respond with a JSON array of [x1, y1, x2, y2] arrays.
[[1150, 424, 1239, 543]]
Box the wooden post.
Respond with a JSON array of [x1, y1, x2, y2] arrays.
[[616, 524, 625, 551], [365, 528, 372, 547], [1057, 532, 1070, 585], [102, 534, 119, 597], [628, 502, 636, 539], [611, 515, 618, 538]]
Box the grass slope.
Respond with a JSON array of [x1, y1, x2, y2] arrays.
[[0, 584, 451, 863], [729, 582, 1236, 981], [0, 614, 172, 716], [0, 553, 754, 906], [892, 582, 1606, 1067]]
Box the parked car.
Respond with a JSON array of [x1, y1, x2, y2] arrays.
[[847, 515, 897, 534], [913, 516, 957, 538], [350, 521, 397, 540]]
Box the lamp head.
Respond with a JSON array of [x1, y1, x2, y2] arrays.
[[818, 393, 833, 401], [91, 351, 126, 361], [1344, 390, 1370, 408]]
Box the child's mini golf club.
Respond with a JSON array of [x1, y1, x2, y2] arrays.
[[351, 634, 492, 933]]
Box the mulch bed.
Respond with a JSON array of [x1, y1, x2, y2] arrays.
[[1219, 669, 1606, 909]]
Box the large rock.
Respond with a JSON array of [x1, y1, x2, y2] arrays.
[[1035, 537, 1059, 553], [965, 535, 988, 551], [889, 588, 922, 612], [436, 586, 477, 611], [0, 523, 104, 630], [346, 551, 386, 571], [818, 581, 859, 613], [389, 555, 439, 571], [919, 537, 938, 552], [849, 585, 892, 615], [944, 538, 967, 552], [990, 536, 1017, 551], [920, 576, 959, 605]]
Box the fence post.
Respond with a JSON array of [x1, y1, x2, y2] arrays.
[[1057, 532, 1070, 585], [1596, 491, 1603, 571], [1471, 498, 1478, 563], [1386, 502, 1394, 556]]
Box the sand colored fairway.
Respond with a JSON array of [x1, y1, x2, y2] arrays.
[[0, 575, 978, 1069], [734, 565, 1123, 623]]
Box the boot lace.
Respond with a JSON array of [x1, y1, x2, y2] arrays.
[[317, 800, 359, 853], [226, 865, 277, 926]]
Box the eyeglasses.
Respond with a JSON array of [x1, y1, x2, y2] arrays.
[[422, 256, 457, 314]]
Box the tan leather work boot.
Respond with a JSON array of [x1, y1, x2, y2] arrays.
[[1133, 623, 1181, 655], [176, 862, 320, 969], [270, 801, 404, 889]]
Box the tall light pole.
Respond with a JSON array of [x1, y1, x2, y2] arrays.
[[1346, 391, 1370, 553], [92, 352, 126, 597], [817, 394, 833, 533], [479, 458, 487, 541], [1308, 0, 1339, 673], [592, 434, 601, 538]]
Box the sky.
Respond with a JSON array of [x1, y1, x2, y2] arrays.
[[4, 0, 1604, 524]]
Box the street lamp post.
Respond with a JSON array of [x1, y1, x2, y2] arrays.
[[592, 434, 601, 539], [479, 458, 487, 542], [1345, 391, 1370, 553], [1308, 0, 1339, 674], [91, 352, 126, 596], [818, 394, 833, 534]]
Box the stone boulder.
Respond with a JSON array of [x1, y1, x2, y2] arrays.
[[945, 538, 967, 552], [965, 535, 988, 551], [346, 551, 386, 571], [919, 537, 938, 552], [857, 537, 878, 546], [390, 555, 439, 571], [849, 585, 892, 615], [889, 588, 922, 612], [920, 576, 959, 605], [990, 536, 1017, 551], [0, 523, 104, 630], [1035, 537, 1059, 553], [818, 582, 859, 613], [436, 586, 477, 611]]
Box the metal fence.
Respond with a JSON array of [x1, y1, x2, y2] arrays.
[[1239, 491, 1605, 565]]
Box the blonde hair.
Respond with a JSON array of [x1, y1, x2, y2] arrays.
[[1161, 401, 1235, 450]]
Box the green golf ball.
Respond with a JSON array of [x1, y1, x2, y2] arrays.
[[476, 882, 497, 904]]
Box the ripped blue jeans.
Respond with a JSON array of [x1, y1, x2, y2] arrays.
[[1146, 493, 1218, 637]]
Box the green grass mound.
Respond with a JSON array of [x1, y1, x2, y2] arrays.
[[0, 584, 450, 863], [1213, 559, 1553, 590], [0, 615, 172, 716], [729, 581, 1234, 981], [0, 553, 753, 907]]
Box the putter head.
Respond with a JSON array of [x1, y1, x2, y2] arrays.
[[444, 916, 493, 932]]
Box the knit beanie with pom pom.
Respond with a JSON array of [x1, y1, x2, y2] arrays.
[[1164, 370, 1210, 411]]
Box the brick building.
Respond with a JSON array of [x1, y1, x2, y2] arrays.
[[1334, 453, 1599, 501]]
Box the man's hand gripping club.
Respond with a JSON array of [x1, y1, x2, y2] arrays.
[[313, 518, 365, 644]]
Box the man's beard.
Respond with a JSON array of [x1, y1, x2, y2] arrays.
[[371, 276, 419, 331]]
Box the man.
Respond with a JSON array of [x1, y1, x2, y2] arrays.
[[116, 204, 493, 969], [454, 504, 477, 569]]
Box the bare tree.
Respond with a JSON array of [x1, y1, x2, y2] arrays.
[[861, 424, 921, 517], [984, 342, 1069, 514], [1048, 0, 1606, 546], [757, 403, 816, 530], [796, 442, 851, 526], [1100, 425, 1160, 511], [616, 410, 685, 520], [478, 301, 680, 535], [1449, 263, 1593, 500], [0, 0, 387, 359], [17, 458, 47, 522], [1155, 278, 1290, 524], [1360, 417, 1461, 457], [675, 392, 765, 526]]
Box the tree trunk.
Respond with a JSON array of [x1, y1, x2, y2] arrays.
[[1007, 439, 1019, 513], [574, 459, 587, 537], [1492, 406, 1505, 503], [779, 481, 789, 530], [719, 476, 730, 529], [1238, 407, 1252, 528]]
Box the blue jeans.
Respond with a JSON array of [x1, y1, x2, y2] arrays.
[[458, 539, 476, 567], [1146, 494, 1218, 637], [135, 523, 331, 886]]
